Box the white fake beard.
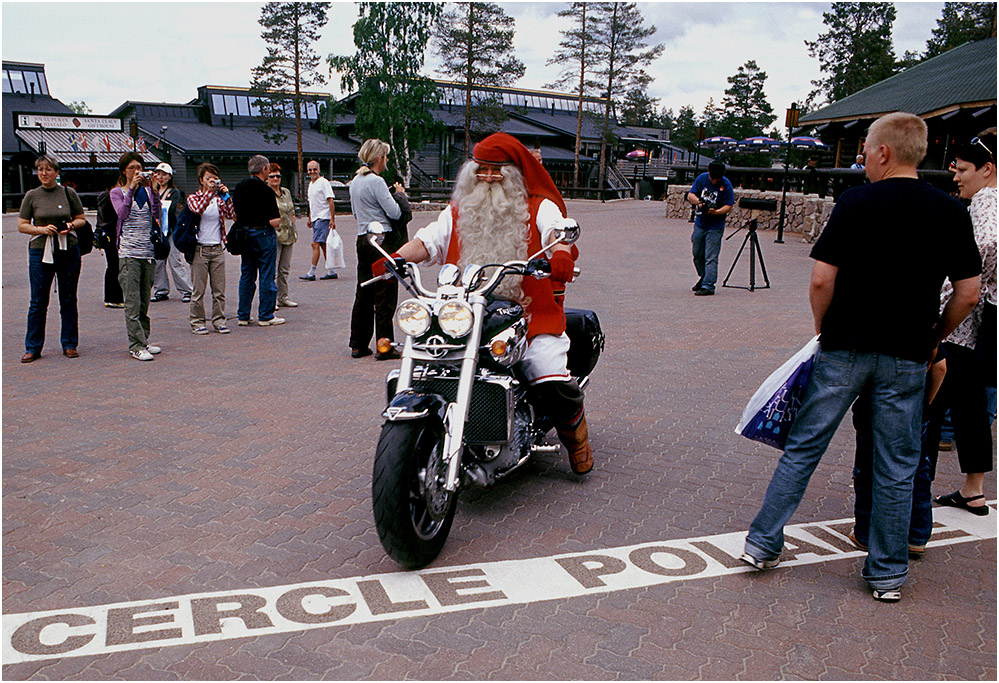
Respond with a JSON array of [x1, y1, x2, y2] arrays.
[[454, 164, 530, 303]]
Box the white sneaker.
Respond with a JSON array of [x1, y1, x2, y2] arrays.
[[146, 345, 162, 354], [130, 348, 154, 361], [257, 317, 286, 326], [237, 318, 256, 327], [278, 299, 299, 308]]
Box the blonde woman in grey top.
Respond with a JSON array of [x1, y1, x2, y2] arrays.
[[348, 139, 406, 359]]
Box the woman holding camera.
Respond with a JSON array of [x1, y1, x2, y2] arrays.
[[111, 151, 162, 361], [17, 154, 86, 363], [186, 163, 234, 334]]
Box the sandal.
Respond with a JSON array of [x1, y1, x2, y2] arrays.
[[933, 490, 990, 516]]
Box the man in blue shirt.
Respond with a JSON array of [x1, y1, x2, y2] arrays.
[[686, 161, 735, 296]]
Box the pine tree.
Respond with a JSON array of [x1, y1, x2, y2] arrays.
[[620, 76, 661, 128], [434, 2, 525, 158], [805, 2, 897, 105], [329, 2, 441, 187], [590, 2, 664, 195], [547, 2, 599, 188], [671, 105, 698, 151], [700, 98, 723, 136], [720, 60, 776, 140], [924, 2, 997, 58], [250, 1, 330, 198]]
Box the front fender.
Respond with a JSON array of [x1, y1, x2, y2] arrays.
[[383, 389, 448, 423]]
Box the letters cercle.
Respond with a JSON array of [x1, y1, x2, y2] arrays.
[[3, 509, 994, 665]]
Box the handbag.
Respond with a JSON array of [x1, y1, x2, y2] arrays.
[[61, 186, 94, 255], [735, 336, 819, 449], [173, 205, 201, 257], [325, 228, 346, 269], [149, 211, 171, 260], [226, 222, 249, 256]]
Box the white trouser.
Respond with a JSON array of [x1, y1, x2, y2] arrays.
[[518, 332, 571, 384]]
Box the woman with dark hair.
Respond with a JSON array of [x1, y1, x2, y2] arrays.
[[267, 162, 298, 308], [110, 151, 162, 361], [150, 162, 193, 303], [17, 154, 86, 362], [186, 162, 234, 334], [934, 129, 997, 515]]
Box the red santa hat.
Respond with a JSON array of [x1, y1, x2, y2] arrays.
[[472, 132, 566, 216]]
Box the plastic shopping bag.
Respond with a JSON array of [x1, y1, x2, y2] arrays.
[[735, 336, 820, 450], [326, 228, 346, 270]]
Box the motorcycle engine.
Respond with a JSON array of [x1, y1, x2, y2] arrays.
[[463, 399, 534, 487]]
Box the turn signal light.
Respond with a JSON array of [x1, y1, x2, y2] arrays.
[[377, 338, 393, 354], [490, 339, 508, 357]]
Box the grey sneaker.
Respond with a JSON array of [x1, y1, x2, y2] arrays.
[[257, 317, 286, 326], [740, 552, 780, 570], [237, 318, 256, 327]]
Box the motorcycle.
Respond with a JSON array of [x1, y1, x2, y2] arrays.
[[361, 222, 604, 569]]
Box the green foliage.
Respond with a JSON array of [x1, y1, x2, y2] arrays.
[[700, 98, 723, 135], [329, 2, 441, 186], [805, 2, 897, 104], [434, 2, 526, 155], [68, 101, 91, 116], [250, 1, 330, 196], [619, 74, 662, 127], [671, 105, 698, 150], [719, 60, 776, 140], [924, 2, 997, 58]]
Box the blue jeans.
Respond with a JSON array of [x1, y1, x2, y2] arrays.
[[238, 228, 278, 322], [745, 348, 926, 591], [852, 391, 939, 547], [26, 244, 81, 354], [691, 226, 723, 292]]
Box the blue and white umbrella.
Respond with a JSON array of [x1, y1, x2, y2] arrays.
[[738, 136, 779, 149], [789, 136, 829, 150], [702, 136, 737, 146]]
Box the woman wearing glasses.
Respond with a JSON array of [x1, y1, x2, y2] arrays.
[[267, 163, 298, 308], [934, 129, 997, 516]]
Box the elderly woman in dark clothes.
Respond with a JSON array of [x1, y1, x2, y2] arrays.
[[17, 154, 86, 362]]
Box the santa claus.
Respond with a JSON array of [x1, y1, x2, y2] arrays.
[[373, 132, 593, 474]]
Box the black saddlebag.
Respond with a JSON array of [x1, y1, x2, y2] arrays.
[[565, 308, 605, 378]]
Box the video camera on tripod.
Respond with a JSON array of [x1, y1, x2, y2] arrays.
[[722, 197, 778, 292]]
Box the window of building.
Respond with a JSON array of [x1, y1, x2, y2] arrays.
[[212, 94, 225, 115], [236, 95, 250, 116], [8, 69, 25, 93], [224, 94, 237, 116], [1, 71, 11, 93]]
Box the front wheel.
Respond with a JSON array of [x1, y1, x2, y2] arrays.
[[372, 419, 457, 569]]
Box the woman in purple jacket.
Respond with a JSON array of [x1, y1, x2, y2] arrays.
[[110, 152, 162, 361]]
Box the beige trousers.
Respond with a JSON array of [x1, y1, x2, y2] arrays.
[[190, 243, 226, 327]]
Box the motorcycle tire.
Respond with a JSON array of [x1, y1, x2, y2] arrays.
[[372, 419, 457, 569]]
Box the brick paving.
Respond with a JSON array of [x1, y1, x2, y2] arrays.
[[2, 200, 996, 680]]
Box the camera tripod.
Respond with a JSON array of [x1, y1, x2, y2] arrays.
[[722, 217, 771, 291]]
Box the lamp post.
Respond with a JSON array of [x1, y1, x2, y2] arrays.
[[776, 103, 799, 244]]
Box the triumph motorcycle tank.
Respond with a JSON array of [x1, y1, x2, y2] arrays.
[[481, 300, 523, 340]]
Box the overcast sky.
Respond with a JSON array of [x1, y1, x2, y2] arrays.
[[2, 1, 946, 126]]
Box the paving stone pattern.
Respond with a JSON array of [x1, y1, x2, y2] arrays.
[[3, 201, 996, 680]]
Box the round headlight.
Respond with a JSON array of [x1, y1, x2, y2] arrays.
[[437, 300, 474, 338], [395, 300, 432, 337]]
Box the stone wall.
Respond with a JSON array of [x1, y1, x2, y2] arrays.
[[664, 185, 834, 242]]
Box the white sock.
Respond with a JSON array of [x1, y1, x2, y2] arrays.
[[307, 265, 316, 276]]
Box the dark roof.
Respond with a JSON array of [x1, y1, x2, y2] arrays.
[[136, 118, 359, 157], [2, 93, 74, 156], [801, 37, 997, 124]]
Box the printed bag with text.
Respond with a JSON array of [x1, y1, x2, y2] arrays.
[[735, 336, 819, 450]]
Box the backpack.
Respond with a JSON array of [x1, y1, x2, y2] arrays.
[[173, 204, 201, 258], [94, 189, 117, 251]]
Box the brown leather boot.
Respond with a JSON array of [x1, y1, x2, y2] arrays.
[[556, 416, 593, 474]]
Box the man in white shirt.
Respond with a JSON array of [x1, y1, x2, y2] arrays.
[[301, 160, 338, 281]]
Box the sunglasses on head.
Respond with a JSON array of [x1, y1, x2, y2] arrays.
[[971, 136, 994, 161]]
